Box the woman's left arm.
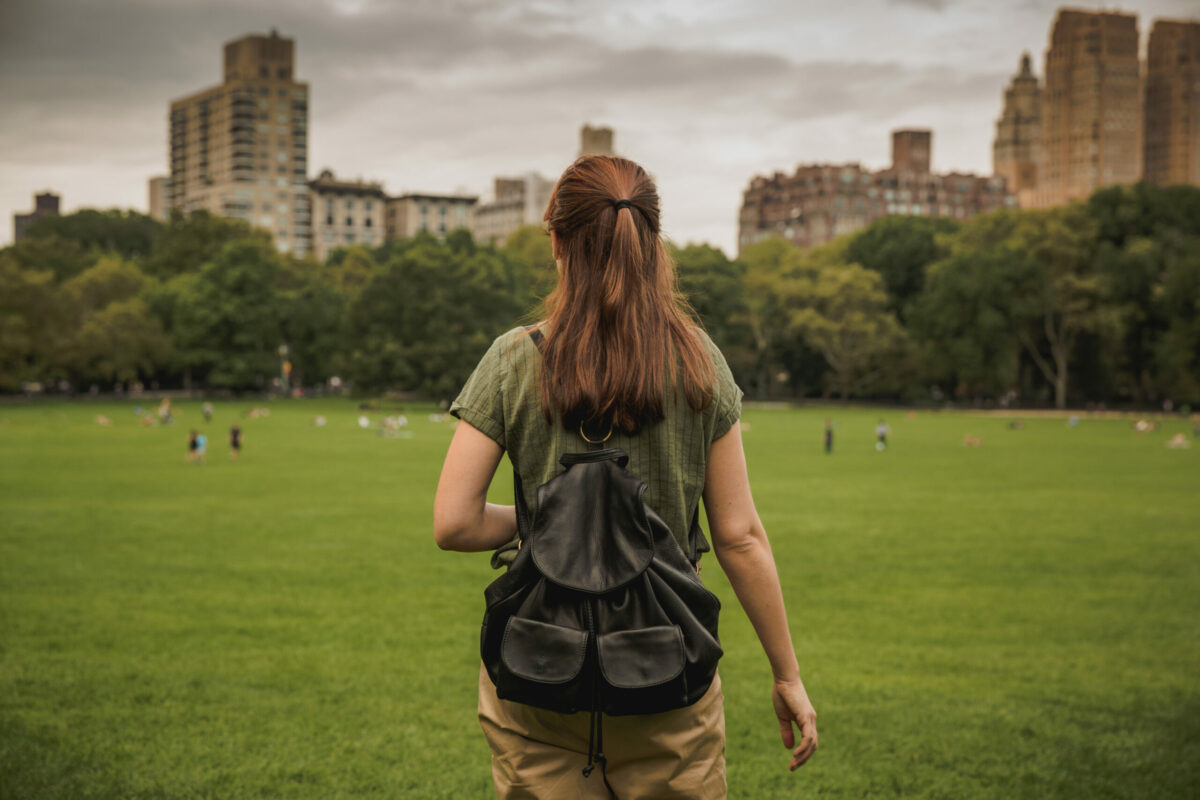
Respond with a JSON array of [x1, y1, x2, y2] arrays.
[[433, 419, 517, 551]]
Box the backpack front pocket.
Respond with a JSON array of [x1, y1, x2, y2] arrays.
[[596, 625, 687, 714], [495, 616, 590, 712]]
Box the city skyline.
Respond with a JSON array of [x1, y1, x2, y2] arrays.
[[2, 0, 1197, 254]]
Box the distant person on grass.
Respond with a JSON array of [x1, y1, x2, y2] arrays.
[[229, 425, 241, 461], [875, 419, 890, 451], [187, 430, 198, 463], [824, 417, 834, 454], [194, 432, 207, 464], [434, 155, 817, 798]]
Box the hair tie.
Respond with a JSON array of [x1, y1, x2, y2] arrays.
[[613, 199, 632, 211]]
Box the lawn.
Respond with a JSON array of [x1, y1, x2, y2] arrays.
[[1, 398, 1198, 799]]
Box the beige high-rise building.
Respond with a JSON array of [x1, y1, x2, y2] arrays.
[[168, 30, 310, 254], [385, 193, 477, 240], [993, 52, 1042, 207], [472, 173, 556, 246], [1034, 9, 1140, 208], [308, 170, 386, 261], [579, 124, 615, 157], [1144, 19, 1200, 186], [147, 176, 170, 221]]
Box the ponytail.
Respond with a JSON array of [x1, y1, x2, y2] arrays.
[[537, 155, 714, 434]]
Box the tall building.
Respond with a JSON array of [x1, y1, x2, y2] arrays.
[[993, 52, 1042, 207], [12, 191, 60, 242], [472, 173, 556, 246], [579, 124, 615, 157], [168, 30, 310, 254], [147, 176, 170, 221], [385, 193, 477, 240], [1144, 19, 1200, 186], [1035, 9, 1140, 208], [891, 129, 931, 174], [738, 130, 1013, 253], [308, 170, 386, 261]]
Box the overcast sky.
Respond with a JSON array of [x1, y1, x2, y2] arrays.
[[1, 0, 1196, 254]]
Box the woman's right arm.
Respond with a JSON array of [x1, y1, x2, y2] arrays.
[[703, 422, 818, 771]]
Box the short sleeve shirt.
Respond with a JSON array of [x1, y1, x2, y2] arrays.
[[449, 325, 743, 561]]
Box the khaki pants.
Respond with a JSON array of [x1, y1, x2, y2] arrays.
[[478, 664, 726, 799]]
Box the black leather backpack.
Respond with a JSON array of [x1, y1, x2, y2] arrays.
[[480, 397, 724, 789]]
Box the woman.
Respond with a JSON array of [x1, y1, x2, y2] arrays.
[[434, 155, 817, 799]]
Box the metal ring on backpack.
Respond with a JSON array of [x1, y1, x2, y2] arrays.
[[579, 422, 613, 443]]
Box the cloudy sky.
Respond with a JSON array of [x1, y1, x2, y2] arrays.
[[1, 0, 1195, 254]]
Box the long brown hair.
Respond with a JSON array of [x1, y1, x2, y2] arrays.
[[537, 155, 714, 434]]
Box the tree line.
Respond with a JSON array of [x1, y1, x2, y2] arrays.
[[2, 182, 1197, 408]]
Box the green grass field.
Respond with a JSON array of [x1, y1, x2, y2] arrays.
[[1, 398, 1198, 799]]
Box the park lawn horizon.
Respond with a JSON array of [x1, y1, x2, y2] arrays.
[[1, 398, 1198, 799]]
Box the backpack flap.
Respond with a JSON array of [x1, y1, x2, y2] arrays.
[[530, 456, 654, 594]]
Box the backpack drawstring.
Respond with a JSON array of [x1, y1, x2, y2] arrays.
[[581, 599, 617, 798], [582, 707, 615, 798]]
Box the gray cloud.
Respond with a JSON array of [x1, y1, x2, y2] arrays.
[[889, 0, 949, 10], [2, 0, 1197, 252]]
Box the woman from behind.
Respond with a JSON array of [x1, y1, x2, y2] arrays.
[[434, 154, 817, 799]]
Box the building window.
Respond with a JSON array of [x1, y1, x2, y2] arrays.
[[345, 198, 354, 210], [364, 218, 372, 228], [345, 216, 353, 226], [278, 204, 289, 214], [324, 231, 334, 242], [363, 233, 375, 245], [364, 199, 373, 211], [344, 233, 354, 243], [326, 215, 333, 225], [420, 203, 429, 215]]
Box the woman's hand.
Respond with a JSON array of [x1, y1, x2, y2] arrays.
[[772, 677, 818, 770]]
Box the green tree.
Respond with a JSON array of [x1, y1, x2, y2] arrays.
[[59, 256, 169, 385], [1007, 206, 1111, 409], [0, 257, 70, 390], [173, 239, 286, 390], [845, 216, 959, 320], [323, 246, 378, 298], [279, 261, 349, 387], [71, 299, 170, 386], [783, 242, 906, 399], [734, 238, 803, 398], [1, 233, 93, 282], [1154, 239, 1200, 403], [1088, 184, 1200, 404], [23, 209, 161, 262], [346, 238, 524, 398], [501, 224, 557, 312], [911, 234, 1022, 400], [145, 210, 263, 279]]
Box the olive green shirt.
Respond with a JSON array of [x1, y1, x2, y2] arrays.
[[449, 325, 743, 566]]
